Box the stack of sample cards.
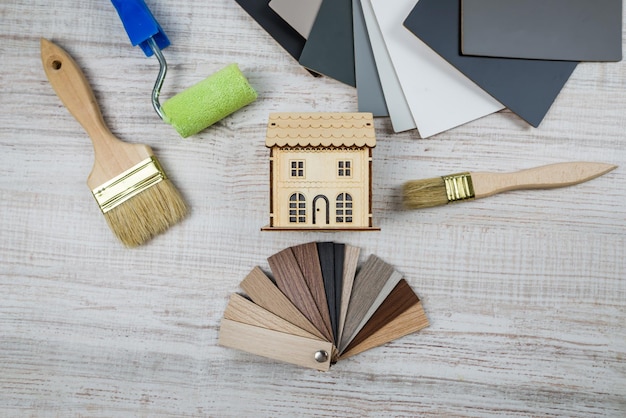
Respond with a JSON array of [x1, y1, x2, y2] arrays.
[[218, 242, 429, 371], [234, 0, 622, 137]]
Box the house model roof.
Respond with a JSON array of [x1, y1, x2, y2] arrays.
[[265, 112, 376, 148]]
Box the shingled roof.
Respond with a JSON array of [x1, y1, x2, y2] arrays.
[[265, 113, 376, 148]]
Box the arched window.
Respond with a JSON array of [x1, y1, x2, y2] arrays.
[[336, 193, 353, 223], [289, 193, 306, 223]]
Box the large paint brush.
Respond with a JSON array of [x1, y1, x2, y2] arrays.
[[403, 162, 617, 209], [41, 38, 187, 247]]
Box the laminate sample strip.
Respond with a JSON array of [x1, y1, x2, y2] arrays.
[[240, 267, 327, 341], [337, 244, 360, 344], [317, 242, 337, 341], [269, 0, 322, 39], [333, 243, 345, 341], [341, 279, 428, 358], [291, 242, 333, 341], [369, 0, 503, 138], [299, 0, 356, 86], [224, 293, 323, 340], [353, 0, 388, 117], [339, 254, 401, 351], [219, 319, 333, 372], [404, 0, 578, 127], [268, 248, 333, 341], [360, 0, 415, 132], [461, 0, 622, 62]]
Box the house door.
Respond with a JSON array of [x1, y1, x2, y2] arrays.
[[312, 195, 329, 225]]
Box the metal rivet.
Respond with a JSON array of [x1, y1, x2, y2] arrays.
[[314, 350, 329, 363]]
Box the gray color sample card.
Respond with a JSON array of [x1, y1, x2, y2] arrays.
[[461, 0, 622, 62], [404, 0, 577, 127], [353, 0, 388, 116], [299, 0, 356, 87], [269, 0, 322, 39]]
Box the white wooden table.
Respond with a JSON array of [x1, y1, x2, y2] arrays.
[[1, 0, 625, 416]]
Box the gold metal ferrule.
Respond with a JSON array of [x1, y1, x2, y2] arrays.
[[442, 172, 475, 203], [92, 156, 167, 213]]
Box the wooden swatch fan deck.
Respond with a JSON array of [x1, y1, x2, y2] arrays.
[[218, 242, 429, 371]]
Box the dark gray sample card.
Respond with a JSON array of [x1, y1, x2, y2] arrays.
[[299, 0, 356, 86], [461, 0, 622, 62], [353, 0, 388, 116], [404, 0, 577, 127], [234, 0, 318, 76]]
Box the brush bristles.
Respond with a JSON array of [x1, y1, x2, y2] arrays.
[[103, 179, 187, 247], [402, 177, 449, 209]]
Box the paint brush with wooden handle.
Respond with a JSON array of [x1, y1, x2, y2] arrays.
[[41, 38, 188, 246], [402, 162, 617, 209]]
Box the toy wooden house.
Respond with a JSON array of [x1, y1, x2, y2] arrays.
[[263, 112, 379, 231]]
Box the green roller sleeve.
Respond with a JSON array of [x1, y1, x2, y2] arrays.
[[161, 64, 257, 138]]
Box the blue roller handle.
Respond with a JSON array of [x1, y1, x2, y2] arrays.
[[110, 0, 170, 57]]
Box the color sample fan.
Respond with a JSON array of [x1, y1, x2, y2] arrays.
[[218, 242, 429, 371]]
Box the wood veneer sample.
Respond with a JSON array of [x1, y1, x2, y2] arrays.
[[225, 293, 323, 340], [369, 0, 503, 138], [353, 0, 388, 117], [360, 0, 416, 132], [340, 279, 428, 357], [299, 0, 356, 86], [333, 243, 345, 341], [316, 242, 337, 342], [291, 242, 333, 342], [341, 299, 428, 359], [240, 266, 327, 341], [339, 254, 399, 351], [337, 244, 360, 345], [269, 0, 322, 39], [461, 0, 622, 62], [219, 319, 333, 371], [403, 0, 578, 127], [268, 248, 333, 341]]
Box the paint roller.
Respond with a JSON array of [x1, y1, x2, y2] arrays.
[[110, 0, 258, 138]]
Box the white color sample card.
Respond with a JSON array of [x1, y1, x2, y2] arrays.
[[359, 0, 416, 132], [368, 0, 503, 137]]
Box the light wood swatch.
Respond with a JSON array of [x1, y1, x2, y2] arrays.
[[219, 319, 333, 372], [268, 248, 333, 341], [339, 254, 396, 351], [340, 301, 429, 360], [337, 244, 360, 345], [341, 279, 428, 356], [291, 242, 333, 341], [240, 267, 327, 341], [224, 293, 323, 340]]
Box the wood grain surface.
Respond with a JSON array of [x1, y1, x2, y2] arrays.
[[1, 0, 625, 416]]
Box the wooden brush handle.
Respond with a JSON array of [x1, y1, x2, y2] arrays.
[[40, 38, 153, 186], [40, 39, 118, 148], [471, 162, 617, 199]]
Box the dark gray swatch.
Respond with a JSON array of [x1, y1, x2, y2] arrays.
[[299, 0, 356, 87], [404, 0, 577, 127], [461, 0, 622, 62], [353, 0, 388, 116], [234, 0, 319, 76], [317, 242, 336, 342]]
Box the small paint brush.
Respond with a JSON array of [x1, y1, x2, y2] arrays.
[[402, 162, 617, 209], [41, 38, 187, 247]]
